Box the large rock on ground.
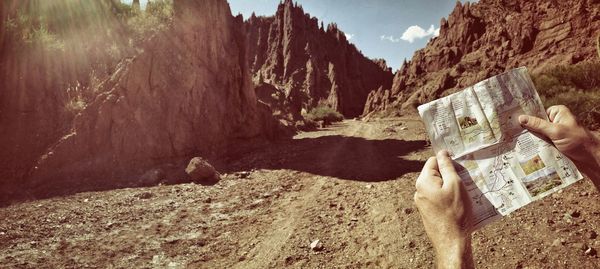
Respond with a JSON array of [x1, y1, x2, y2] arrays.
[[363, 0, 600, 115], [185, 157, 219, 184], [25, 0, 272, 198]]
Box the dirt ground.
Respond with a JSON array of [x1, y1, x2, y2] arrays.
[[1, 117, 599, 268]]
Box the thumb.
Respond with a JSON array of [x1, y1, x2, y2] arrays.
[[518, 115, 555, 136]]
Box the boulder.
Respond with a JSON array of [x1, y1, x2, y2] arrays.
[[185, 157, 219, 184]]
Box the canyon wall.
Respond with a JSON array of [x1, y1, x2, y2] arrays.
[[245, 0, 393, 118], [364, 0, 600, 116], [7, 0, 274, 199]]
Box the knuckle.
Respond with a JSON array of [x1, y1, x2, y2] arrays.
[[556, 105, 569, 112], [415, 177, 425, 191], [529, 116, 542, 128]]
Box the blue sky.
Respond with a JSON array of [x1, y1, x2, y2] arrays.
[[124, 0, 472, 70]]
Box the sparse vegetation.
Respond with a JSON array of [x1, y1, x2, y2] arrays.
[[127, 0, 174, 43], [4, 13, 65, 52], [304, 105, 344, 126], [532, 62, 600, 130]]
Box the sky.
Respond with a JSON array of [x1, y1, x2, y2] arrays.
[[123, 0, 472, 70]]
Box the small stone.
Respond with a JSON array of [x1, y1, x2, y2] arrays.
[[310, 240, 323, 251], [365, 184, 373, 189], [400, 127, 408, 130], [552, 238, 565, 247], [136, 192, 153, 199], [204, 197, 212, 203], [83, 199, 89, 203], [403, 208, 414, 215], [570, 210, 581, 218], [573, 242, 587, 251], [237, 171, 251, 179], [588, 231, 598, 240], [585, 247, 597, 256]]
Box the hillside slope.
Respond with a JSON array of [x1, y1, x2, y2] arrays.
[[363, 0, 600, 115]]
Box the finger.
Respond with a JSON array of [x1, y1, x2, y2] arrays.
[[518, 115, 556, 136], [553, 105, 577, 125], [421, 156, 439, 176], [416, 157, 442, 191], [436, 150, 459, 188], [547, 106, 560, 122]]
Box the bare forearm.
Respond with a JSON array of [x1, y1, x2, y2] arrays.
[[435, 236, 475, 269], [575, 130, 600, 189]]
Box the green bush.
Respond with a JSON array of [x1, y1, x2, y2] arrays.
[[4, 13, 64, 52], [304, 105, 344, 125], [532, 62, 600, 130], [128, 0, 173, 42]]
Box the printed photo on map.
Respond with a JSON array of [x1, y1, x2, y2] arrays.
[[522, 168, 562, 197], [519, 154, 545, 175], [458, 116, 478, 129]]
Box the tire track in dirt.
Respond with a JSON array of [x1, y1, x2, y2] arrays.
[[233, 121, 367, 268]]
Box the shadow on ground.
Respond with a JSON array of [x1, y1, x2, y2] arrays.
[[222, 135, 427, 182]]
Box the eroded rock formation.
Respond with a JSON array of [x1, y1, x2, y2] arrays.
[[0, 0, 133, 200], [245, 0, 393, 118], [364, 0, 600, 115], [23, 0, 274, 198]]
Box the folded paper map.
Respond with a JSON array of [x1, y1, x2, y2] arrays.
[[418, 67, 583, 229]]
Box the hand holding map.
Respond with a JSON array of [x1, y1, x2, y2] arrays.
[[418, 67, 583, 229]]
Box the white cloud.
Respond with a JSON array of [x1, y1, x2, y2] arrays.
[[400, 24, 440, 43], [380, 35, 401, 43], [345, 33, 355, 40]]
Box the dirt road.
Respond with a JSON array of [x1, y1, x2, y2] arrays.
[[1, 117, 599, 268]]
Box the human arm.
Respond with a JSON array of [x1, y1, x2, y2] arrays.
[[414, 150, 475, 269], [518, 105, 600, 189]]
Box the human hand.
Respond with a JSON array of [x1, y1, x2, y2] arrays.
[[519, 105, 600, 188], [414, 150, 474, 269], [518, 105, 597, 163]]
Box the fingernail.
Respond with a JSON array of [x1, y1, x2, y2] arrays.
[[438, 150, 450, 157], [518, 115, 528, 125]]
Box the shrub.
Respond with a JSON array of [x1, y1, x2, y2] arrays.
[[4, 13, 64, 52], [532, 62, 600, 130], [64, 82, 88, 115], [304, 105, 344, 125], [127, 0, 173, 42], [295, 119, 319, 131]]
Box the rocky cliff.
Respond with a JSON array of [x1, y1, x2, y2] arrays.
[[18, 0, 273, 199], [0, 0, 136, 200], [245, 0, 393, 118], [363, 0, 600, 116]]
